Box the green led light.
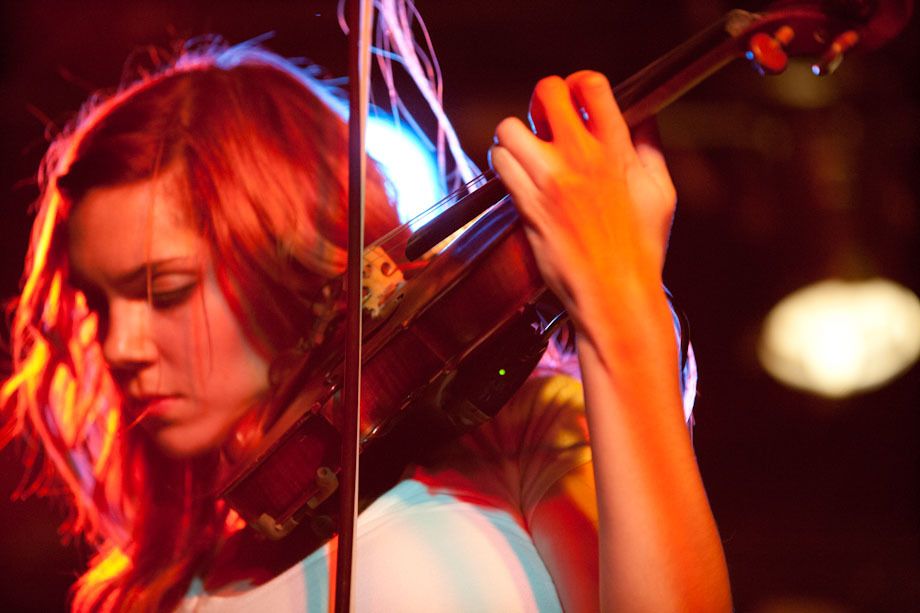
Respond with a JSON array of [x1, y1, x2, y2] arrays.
[[498, 368, 507, 376]]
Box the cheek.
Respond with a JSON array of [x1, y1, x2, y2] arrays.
[[191, 278, 270, 412]]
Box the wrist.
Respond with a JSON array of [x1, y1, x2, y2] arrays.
[[571, 275, 675, 358]]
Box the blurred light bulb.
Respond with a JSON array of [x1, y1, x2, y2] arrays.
[[759, 278, 920, 397]]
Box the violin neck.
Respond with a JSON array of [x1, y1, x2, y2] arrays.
[[406, 1, 873, 258], [405, 10, 766, 260], [615, 9, 759, 127]]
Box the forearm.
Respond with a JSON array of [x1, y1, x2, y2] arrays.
[[576, 282, 731, 612], [489, 69, 731, 610]]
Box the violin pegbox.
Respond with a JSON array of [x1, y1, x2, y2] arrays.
[[741, 0, 912, 79], [746, 22, 862, 77]]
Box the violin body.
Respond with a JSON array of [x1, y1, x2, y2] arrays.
[[221, 199, 557, 539]]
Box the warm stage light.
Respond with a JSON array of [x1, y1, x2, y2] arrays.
[[758, 278, 920, 398]]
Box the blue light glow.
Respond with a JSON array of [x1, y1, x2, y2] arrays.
[[366, 118, 444, 225]]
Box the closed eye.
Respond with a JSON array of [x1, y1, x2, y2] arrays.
[[151, 283, 197, 309]]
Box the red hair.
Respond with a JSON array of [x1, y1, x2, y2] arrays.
[[2, 39, 398, 611]]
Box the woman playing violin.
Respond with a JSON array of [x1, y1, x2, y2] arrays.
[[2, 33, 731, 612]]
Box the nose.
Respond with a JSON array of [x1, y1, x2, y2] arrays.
[[102, 299, 157, 372]]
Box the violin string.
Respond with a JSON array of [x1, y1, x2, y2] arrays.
[[368, 167, 499, 257]]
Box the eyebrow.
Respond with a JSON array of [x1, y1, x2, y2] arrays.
[[116, 256, 201, 284]]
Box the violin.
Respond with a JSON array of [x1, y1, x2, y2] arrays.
[[218, 0, 913, 546]]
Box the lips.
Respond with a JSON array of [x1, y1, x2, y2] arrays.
[[128, 394, 183, 423]]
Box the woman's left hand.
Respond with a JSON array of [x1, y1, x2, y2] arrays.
[[489, 70, 676, 334], [491, 72, 732, 612]]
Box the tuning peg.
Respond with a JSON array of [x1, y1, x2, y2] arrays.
[[746, 25, 795, 75], [811, 30, 860, 76]]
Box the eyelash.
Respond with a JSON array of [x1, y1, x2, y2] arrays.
[[151, 283, 196, 309], [78, 283, 197, 316]]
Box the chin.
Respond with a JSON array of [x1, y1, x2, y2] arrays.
[[151, 423, 226, 458]]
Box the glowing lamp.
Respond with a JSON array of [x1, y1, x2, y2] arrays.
[[758, 278, 920, 398]]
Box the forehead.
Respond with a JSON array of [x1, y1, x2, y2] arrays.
[[67, 169, 202, 283]]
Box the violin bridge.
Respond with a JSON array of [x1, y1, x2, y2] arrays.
[[362, 245, 406, 318]]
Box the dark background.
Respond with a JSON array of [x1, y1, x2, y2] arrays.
[[1, 1, 917, 611]]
